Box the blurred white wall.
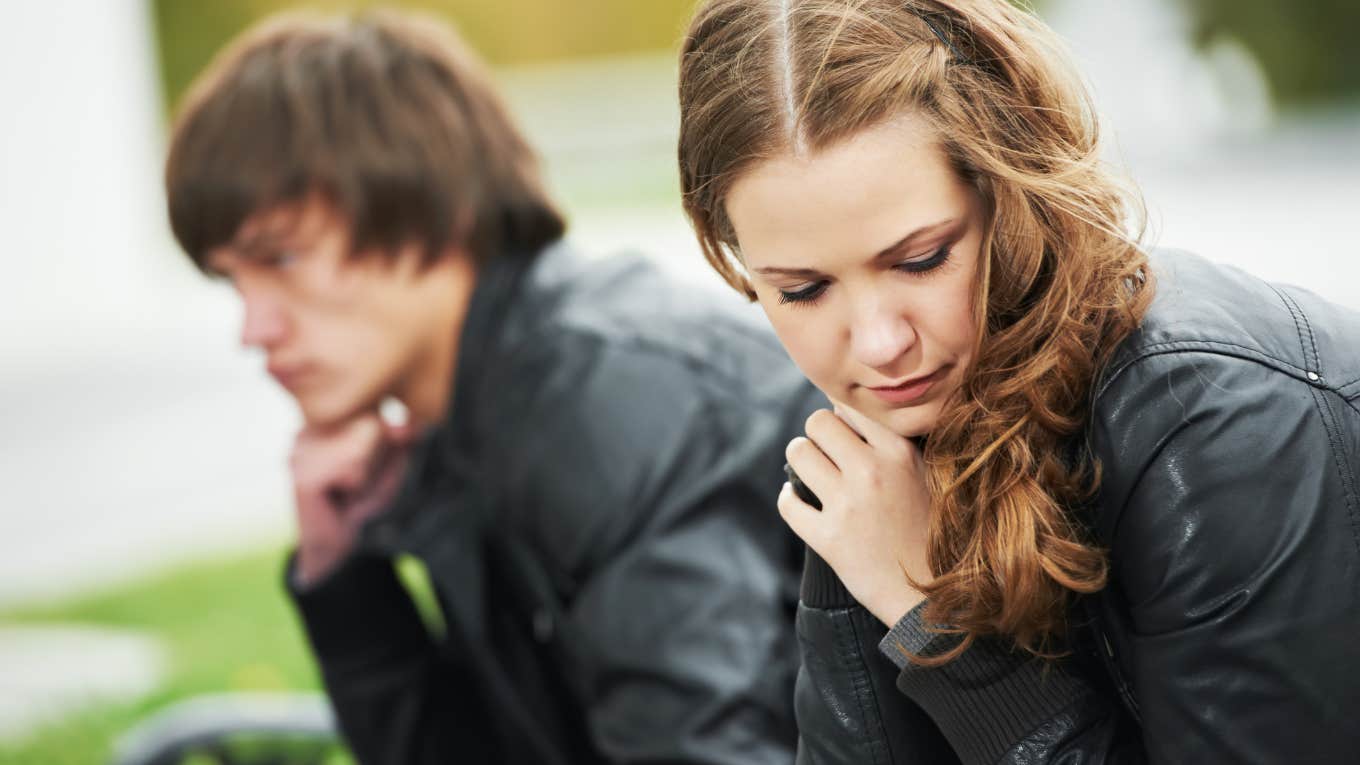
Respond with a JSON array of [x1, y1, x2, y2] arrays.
[[0, 2, 296, 607], [0, 0, 180, 352]]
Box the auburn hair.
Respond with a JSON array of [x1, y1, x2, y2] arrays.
[[166, 9, 564, 269], [679, 0, 1154, 661]]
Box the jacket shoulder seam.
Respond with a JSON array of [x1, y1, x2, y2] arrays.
[[1269, 284, 1321, 372], [1337, 377, 1360, 399], [1097, 341, 1316, 401], [1311, 388, 1360, 558]]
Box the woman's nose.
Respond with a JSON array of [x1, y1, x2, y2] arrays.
[[849, 299, 917, 370]]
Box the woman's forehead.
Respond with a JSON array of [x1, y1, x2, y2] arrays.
[[727, 118, 972, 271]]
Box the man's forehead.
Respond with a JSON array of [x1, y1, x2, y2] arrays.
[[202, 199, 328, 272], [235, 197, 332, 246]]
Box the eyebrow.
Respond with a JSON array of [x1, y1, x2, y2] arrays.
[[233, 227, 290, 254], [204, 227, 291, 276], [753, 217, 959, 277]]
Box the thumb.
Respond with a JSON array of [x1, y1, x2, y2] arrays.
[[382, 419, 418, 447]]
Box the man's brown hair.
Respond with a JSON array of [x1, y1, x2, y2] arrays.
[[166, 9, 564, 268]]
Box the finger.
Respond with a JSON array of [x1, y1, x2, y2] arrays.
[[304, 411, 380, 442], [831, 399, 910, 454], [804, 408, 871, 467], [785, 436, 840, 503], [296, 415, 380, 469], [345, 453, 409, 523], [382, 419, 419, 447], [776, 481, 824, 546], [327, 416, 384, 476], [342, 414, 385, 453]]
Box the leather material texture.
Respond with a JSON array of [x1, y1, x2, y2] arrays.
[[792, 250, 1360, 763], [292, 242, 826, 764]]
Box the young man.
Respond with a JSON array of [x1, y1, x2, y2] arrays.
[[165, 10, 822, 765]]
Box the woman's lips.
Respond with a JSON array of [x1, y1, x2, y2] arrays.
[[865, 367, 947, 405]]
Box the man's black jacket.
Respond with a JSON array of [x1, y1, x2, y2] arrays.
[[792, 250, 1360, 763], [288, 242, 825, 764]]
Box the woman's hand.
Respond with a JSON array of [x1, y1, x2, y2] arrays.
[[780, 403, 934, 627]]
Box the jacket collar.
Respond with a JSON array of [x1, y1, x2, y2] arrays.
[[363, 242, 553, 549]]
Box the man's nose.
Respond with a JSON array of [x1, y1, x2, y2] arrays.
[[239, 289, 290, 350], [849, 297, 917, 371]]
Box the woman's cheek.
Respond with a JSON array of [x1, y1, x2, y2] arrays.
[[774, 316, 843, 393]]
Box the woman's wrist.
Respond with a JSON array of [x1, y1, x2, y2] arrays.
[[800, 547, 858, 607], [802, 544, 928, 623], [862, 581, 927, 628]]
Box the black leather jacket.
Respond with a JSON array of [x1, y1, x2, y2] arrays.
[[793, 250, 1360, 764], [288, 242, 825, 764]]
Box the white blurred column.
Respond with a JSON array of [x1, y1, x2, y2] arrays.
[[0, 0, 179, 355], [0, 3, 297, 608]]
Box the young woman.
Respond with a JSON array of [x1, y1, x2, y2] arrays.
[[678, 1, 1360, 762]]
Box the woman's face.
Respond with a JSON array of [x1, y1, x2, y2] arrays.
[[726, 114, 984, 438]]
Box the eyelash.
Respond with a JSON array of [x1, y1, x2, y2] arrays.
[[265, 251, 299, 269], [777, 245, 953, 306]]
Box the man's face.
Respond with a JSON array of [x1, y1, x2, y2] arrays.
[[206, 198, 463, 427]]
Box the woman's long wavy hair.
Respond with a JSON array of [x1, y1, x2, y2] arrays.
[[679, 0, 1154, 661]]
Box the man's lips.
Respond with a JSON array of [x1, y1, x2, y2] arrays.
[[863, 367, 948, 405], [268, 362, 312, 389]]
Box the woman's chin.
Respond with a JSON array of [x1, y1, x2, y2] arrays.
[[874, 404, 939, 440]]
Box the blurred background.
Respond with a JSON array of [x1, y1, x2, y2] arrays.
[[1, 0, 1356, 762]]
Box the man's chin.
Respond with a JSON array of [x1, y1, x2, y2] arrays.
[[295, 394, 375, 430]]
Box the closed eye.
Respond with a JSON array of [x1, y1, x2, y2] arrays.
[[772, 240, 956, 307], [263, 250, 299, 269], [778, 280, 829, 305], [893, 245, 951, 275]]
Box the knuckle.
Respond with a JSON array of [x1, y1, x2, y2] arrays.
[[805, 408, 834, 437], [356, 417, 383, 446]]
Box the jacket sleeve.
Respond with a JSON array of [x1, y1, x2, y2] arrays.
[[802, 350, 1360, 764], [487, 335, 807, 764], [1086, 351, 1360, 763], [873, 601, 1142, 765], [793, 550, 960, 765], [287, 551, 496, 765], [565, 489, 799, 765]]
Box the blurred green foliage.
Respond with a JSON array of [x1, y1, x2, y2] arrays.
[[151, 0, 695, 112], [0, 549, 340, 765], [153, 0, 1360, 117], [1182, 0, 1360, 107], [0, 546, 451, 764]]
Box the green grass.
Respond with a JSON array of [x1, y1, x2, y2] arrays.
[[0, 548, 344, 765]]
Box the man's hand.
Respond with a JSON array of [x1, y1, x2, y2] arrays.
[[779, 403, 933, 627], [290, 413, 416, 587]]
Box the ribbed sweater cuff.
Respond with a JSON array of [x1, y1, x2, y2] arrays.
[[878, 608, 1089, 765], [799, 547, 858, 608]]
